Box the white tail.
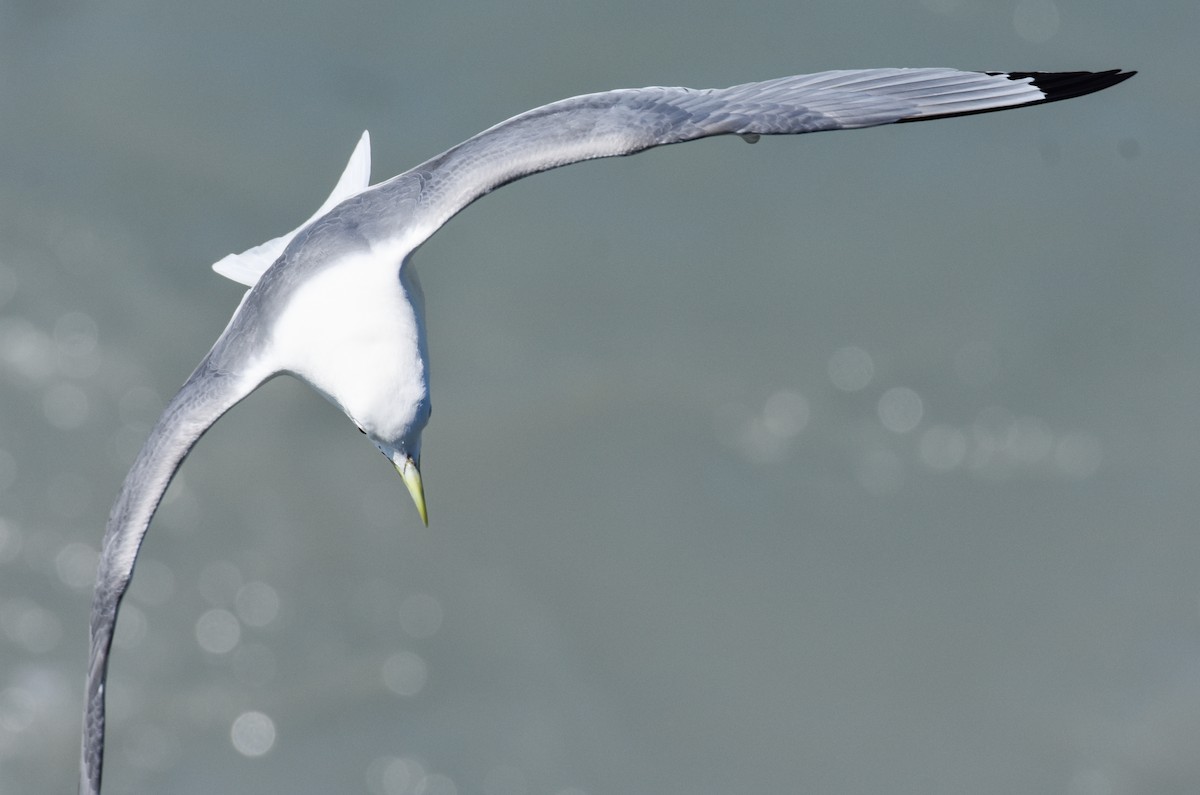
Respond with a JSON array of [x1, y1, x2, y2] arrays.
[[211, 130, 373, 286]]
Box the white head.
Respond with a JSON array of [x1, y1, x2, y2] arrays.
[[369, 402, 430, 526]]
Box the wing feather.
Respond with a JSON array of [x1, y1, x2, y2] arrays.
[[81, 357, 267, 795], [361, 68, 1131, 248]]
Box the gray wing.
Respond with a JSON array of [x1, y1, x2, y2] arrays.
[[366, 68, 1132, 248], [81, 355, 266, 795]]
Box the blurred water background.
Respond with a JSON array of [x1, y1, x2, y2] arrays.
[[0, 1, 1194, 793]]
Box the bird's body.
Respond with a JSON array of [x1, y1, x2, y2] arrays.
[[81, 67, 1133, 793], [271, 247, 430, 442]]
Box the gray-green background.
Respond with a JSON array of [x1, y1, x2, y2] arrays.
[[1, 1, 1192, 793]]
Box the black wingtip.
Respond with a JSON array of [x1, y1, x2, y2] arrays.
[[998, 69, 1137, 104], [890, 69, 1136, 124]]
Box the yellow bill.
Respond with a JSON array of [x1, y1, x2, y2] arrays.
[[396, 456, 428, 526]]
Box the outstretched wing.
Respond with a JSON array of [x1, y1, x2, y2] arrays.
[[81, 356, 268, 795], [367, 68, 1132, 249]]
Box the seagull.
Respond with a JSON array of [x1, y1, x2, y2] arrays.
[[81, 67, 1133, 793]]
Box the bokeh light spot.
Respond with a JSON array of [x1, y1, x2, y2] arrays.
[[0, 687, 37, 733], [877, 387, 923, 434], [195, 608, 241, 654], [415, 773, 458, 795], [53, 311, 98, 357], [54, 541, 98, 590], [715, 390, 811, 464], [0, 599, 62, 654], [761, 390, 809, 438], [0, 518, 22, 564], [235, 581, 280, 627], [230, 710, 275, 757], [828, 345, 874, 392], [1007, 416, 1054, 464], [53, 311, 100, 377], [0, 318, 55, 382], [382, 651, 428, 697], [367, 756, 427, 795], [919, 425, 968, 471], [399, 593, 443, 639]]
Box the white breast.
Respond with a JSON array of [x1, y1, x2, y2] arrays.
[[268, 252, 429, 441]]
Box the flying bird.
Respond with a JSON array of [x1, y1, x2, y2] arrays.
[[82, 67, 1133, 793]]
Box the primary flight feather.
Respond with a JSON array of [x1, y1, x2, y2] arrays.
[[82, 67, 1134, 793]]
